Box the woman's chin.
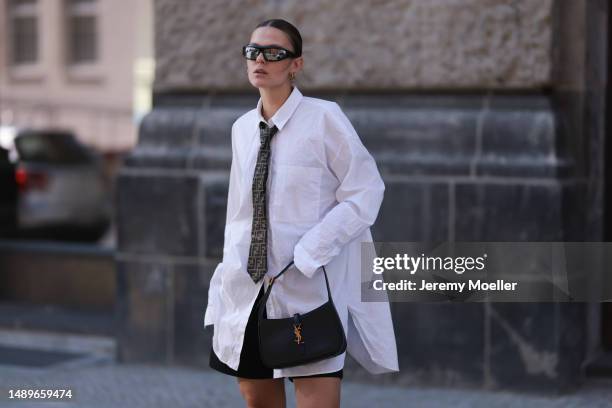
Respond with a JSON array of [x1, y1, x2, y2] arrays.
[[251, 78, 269, 87], [250, 76, 285, 89]]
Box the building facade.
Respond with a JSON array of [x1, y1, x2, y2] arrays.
[[0, 0, 154, 175]]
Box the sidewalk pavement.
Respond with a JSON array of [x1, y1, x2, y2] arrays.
[[0, 360, 611, 408]]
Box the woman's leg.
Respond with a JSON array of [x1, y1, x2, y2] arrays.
[[292, 377, 341, 408], [237, 377, 286, 408]]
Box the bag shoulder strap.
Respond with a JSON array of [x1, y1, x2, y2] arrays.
[[256, 260, 333, 322]]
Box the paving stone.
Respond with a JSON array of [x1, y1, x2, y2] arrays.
[[0, 362, 610, 408]]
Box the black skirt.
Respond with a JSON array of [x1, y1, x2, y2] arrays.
[[209, 283, 343, 382]]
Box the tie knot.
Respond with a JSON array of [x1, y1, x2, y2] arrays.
[[259, 121, 278, 145]]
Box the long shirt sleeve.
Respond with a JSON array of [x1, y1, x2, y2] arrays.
[[204, 122, 242, 327], [293, 102, 385, 278]]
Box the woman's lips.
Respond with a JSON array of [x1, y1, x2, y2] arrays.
[[254, 70, 267, 75]]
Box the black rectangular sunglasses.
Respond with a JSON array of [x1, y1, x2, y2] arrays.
[[242, 44, 296, 61]]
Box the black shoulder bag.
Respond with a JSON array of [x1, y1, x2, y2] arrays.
[[256, 260, 347, 369]]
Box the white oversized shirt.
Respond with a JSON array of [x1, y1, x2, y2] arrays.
[[204, 85, 399, 378]]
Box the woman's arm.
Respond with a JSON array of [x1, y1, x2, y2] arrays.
[[293, 103, 385, 278]]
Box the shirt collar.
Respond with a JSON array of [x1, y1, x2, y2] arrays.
[[255, 86, 303, 131]]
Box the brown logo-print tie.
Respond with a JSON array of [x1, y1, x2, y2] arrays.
[[247, 121, 278, 283]]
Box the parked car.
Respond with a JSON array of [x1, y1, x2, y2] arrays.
[[0, 126, 111, 242], [0, 144, 17, 237]]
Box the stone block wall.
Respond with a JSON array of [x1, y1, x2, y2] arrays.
[[153, 0, 553, 91], [115, 0, 605, 393]]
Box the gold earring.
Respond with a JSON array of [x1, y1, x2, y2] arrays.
[[289, 72, 296, 81]]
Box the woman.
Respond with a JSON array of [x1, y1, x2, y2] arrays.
[[204, 18, 399, 408]]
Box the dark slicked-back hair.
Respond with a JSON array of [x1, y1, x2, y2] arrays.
[[255, 19, 302, 57]]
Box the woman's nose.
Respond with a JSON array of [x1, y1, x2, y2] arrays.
[[256, 52, 266, 63]]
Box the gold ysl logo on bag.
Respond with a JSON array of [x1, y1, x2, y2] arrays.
[[293, 323, 304, 344]]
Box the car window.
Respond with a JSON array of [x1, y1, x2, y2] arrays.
[[15, 132, 94, 164]]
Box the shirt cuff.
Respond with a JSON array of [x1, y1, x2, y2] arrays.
[[204, 305, 215, 327], [293, 243, 320, 278]]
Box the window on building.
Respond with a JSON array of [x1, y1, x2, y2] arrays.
[[66, 0, 98, 64], [8, 0, 39, 65]]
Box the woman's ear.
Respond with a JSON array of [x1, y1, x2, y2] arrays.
[[293, 56, 304, 73]]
